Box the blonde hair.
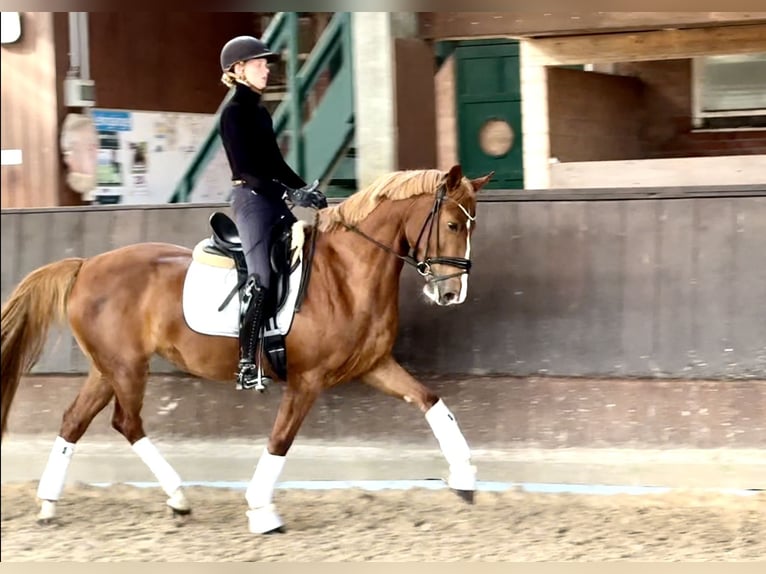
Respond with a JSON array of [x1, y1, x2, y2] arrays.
[[220, 68, 262, 93], [221, 71, 237, 88]]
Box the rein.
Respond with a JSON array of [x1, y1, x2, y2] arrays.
[[340, 184, 475, 283]]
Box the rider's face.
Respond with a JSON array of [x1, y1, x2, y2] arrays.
[[240, 58, 270, 91]]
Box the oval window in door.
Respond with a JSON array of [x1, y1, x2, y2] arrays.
[[479, 118, 514, 158]]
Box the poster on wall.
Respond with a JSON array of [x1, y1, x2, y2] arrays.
[[90, 108, 217, 205], [188, 145, 233, 204]]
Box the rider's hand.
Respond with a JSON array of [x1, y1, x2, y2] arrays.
[[284, 180, 328, 209]]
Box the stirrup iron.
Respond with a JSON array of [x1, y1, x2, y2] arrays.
[[236, 353, 272, 392]]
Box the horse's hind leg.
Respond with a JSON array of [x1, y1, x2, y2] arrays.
[[361, 356, 477, 502], [36, 366, 114, 523], [106, 361, 191, 517]]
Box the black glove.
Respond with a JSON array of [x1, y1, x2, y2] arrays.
[[283, 180, 328, 209]]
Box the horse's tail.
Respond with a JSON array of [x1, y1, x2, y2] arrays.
[[1, 258, 85, 438]]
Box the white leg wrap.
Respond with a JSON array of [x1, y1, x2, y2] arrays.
[[425, 399, 477, 491], [37, 436, 76, 501], [38, 500, 57, 521], [246, 448, 286, 509], [131, 437, 183, 499], [245, 448, 286, 534], [246, 504, 284, 534]]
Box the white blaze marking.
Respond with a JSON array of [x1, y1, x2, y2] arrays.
[[457, 221, 471, 304], [424, 282, 439, 304], [422, 201, 475, 306], [456, 202, 475, 304]]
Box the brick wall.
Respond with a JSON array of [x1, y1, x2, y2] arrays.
[[653, 129, 766, 157], [616, 59, 766, 158], [547, 67, 645, 162]]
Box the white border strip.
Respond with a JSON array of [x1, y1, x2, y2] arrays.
[[85, 479, 762, 497]]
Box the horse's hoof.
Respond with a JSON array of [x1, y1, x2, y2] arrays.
[[170, 506, 192, 517], [447, 464, 477, 501], [171, 508, 192, 526], [37, 500, 58, 524], [247, 504, 285, 535], [166, 489, 191, 519], [36, 517, 60, 527], [453, 489, 475, 504]]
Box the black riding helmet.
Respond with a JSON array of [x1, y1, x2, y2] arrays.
[[220, 35, 279, 72]]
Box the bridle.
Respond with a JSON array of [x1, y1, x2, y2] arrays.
[[340, 183, 476, 283]]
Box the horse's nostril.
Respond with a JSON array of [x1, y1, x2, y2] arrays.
[[442, 292, 457, 304]]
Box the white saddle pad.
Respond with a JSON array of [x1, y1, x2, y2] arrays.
[[181, 221, 306, 338]]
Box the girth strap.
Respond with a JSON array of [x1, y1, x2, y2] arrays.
[[217, 249, 249, 312]]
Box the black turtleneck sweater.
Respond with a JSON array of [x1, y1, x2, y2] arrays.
[[219, 83, 306, 200]]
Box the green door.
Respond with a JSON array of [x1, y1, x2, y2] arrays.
[[455, 40, 523, 189]]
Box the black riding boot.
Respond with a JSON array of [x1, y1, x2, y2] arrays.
[[237, 274, 273, 391]]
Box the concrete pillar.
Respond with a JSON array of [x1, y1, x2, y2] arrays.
[[520, 39, 552, 189], [351, 12, 420, 189]]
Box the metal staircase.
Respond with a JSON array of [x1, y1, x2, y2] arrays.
[[170, 12, 356, 203]]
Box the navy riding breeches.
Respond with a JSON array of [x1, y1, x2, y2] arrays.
[[230, 184, 296, 290]]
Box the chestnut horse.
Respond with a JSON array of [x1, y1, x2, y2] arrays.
[[1, 165, 492, 534]]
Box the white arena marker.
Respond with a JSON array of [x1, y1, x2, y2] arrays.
[[1, 149, 22, 166]]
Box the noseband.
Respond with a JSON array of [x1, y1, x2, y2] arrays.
[[341, 184, 476, 283]]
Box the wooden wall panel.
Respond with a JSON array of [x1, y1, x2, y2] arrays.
[[87, 13, 261, 113], [1, 12, 60, 208], [394, 38, 437, 171], [3, 12, 266, 208]]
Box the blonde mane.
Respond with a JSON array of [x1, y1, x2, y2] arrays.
[[318, 169, 447, 232]]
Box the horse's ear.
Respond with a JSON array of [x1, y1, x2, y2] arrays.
[[471, 171, 495, 192], [446, 164, 463, 189]]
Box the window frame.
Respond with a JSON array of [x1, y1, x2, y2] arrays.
[[691, 52, 766, 129]]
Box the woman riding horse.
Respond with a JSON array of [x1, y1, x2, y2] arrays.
[[1, 165, 493, 534], [219, 35, 326, 390]]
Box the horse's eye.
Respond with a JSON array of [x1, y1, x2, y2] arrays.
[[447, 221, 458, 232]]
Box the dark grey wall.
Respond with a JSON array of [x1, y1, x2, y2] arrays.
[[2, 187, 765, 378], [397, 190, 766, 379]]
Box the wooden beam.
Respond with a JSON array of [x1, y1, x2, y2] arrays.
[[550, 156, 766, 189], [418, 12, 766, 40], [524, 23, 766, 65]]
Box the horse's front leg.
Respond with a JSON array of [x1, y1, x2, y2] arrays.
[[245, 375, 322, 534], [361, 356, 477, 502]]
